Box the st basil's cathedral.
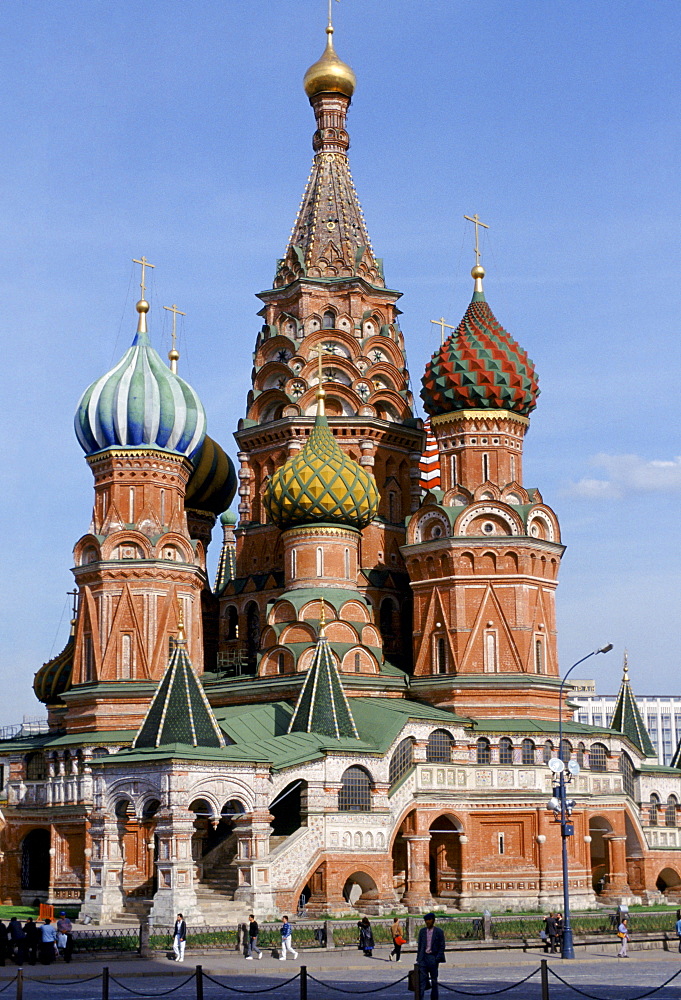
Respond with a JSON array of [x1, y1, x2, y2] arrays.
[[2, 20, 681, 923]]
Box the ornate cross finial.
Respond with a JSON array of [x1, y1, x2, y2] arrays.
[[328, 0, 340, 29], [177, 601, 185, 642], [163, 303, 186, 373], [623, 649, 629, 678], [313, 345, 329, 415], [132, 256, 155, 299], [431, 316, 455, 346], [463, 214, 490, 266], [320, 598, 327, 636]]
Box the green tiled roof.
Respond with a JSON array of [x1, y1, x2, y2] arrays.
[[133, 637, 225, 750], [289, 633, 359, 739], [610, 660, 657, 759]]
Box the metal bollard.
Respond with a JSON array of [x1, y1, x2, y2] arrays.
[[300, 965, 307, 1000], [540, 959, 549, 1000], [15, 968, 22, 1000], [196, 964, 204, 1000], [102, 965, 109, 1000]]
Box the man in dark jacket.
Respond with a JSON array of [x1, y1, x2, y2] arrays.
[[417, 913, 446, 1000], [543, 913, 558, 954]]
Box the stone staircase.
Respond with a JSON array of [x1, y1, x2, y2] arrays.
[[194, 833, 289, 924]]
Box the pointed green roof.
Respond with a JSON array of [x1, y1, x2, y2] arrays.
[[133, 637, 225, 749], [610, 655, 656, 759], [288, 631, 359, 739]]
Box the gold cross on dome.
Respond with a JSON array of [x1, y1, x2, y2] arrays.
[[163, 304, 186, 355], [328, 0, 340, 29], [132, 256, 155, 298], [463, 214, 490, 265], [431, 316, 455, 346]]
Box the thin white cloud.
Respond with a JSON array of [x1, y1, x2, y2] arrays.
[[565, 453, 681, 499]]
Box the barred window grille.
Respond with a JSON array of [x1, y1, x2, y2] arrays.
[[576, 742, 585, 768], [427, 729, 454, 763], [543, 740, 554, 764], [619, 752, 635, 799], [560, 739, 572, 763], [389, 739, 414, 786], [499, 738, 514, 765], [521, 739, 535, 765], [476, 738, 491, 765], [666, 795, 678, 828], [25, 752, 47, 781], [589, 743, 608, 772], [339, 766, 372, 812], [649, 794, 660, 825]]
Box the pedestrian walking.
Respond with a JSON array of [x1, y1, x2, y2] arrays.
[[39, 918, 57, 965], [417, 912, 446, 1000], [617, 917, 630, 957], [676, 914, 681, 953], [554, 913, 563, 952], [389, 916, 405, 962], [358, 916, 374, 957], [56, 911, 74, 963], [173, 913, 187, 962], [245, 915, 262, 960], [279, 916, 298, 960], [543, 913, 558, 954]]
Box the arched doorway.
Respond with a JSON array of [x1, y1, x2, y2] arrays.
[[215, 799, 246, 848], [429, 815, 463, 900], [589, 816, 613, 894], [656, 867, 681, 895], [21, 829, 50, 894], [270, 781, 307, 837], [391, 811, 415, 902], [342, 871, 379, 911], [189, 798, 216, 859]]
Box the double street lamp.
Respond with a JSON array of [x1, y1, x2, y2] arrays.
[[548, 644, 613, 959]]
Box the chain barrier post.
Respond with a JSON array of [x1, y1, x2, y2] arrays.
[[102, 965, 109, 1000], [540, 959, 549, 1000], [196, 964, 204, 1000], [413, 962, 421, 1000], [15, 968, 22, 1000], [300, 964, 308, 1000]]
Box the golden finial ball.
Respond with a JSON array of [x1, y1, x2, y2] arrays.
[[168, 349, 180, 361], [471, 265, 485, 280], [136, 298, 150, 313]]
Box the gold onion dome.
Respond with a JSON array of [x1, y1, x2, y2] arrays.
[[264, 395, 378, 531], [303, 26, 356, 99]]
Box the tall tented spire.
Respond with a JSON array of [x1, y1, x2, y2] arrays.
[[610, 653, 656, 759], [274, 22, 383, 289], [288, 631, 358, 739], [133, 634, 225, 749]]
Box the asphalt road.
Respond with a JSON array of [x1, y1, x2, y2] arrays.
[[0, 945, 679, 1000]]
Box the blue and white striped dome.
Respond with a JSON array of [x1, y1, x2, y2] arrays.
[[75, 302, 206, 461]]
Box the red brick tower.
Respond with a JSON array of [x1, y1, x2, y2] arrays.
[[220, 23, 424, 671], [404, 264, 565, 720]]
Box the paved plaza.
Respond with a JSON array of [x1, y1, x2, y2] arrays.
[[0, 945, 678, 1000]]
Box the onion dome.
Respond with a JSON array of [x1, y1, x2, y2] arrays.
[[264, 384, 378, 530], [75, 299, 206, 461], [34, 632, 74, 704], [220, 509, 237, 526], [185, 435, 237, 516], [421, 267, 539, 417], [304, 25, 356, 99]]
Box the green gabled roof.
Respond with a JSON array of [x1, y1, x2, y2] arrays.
[[610, 658, 657, 759], [133, 637, 225, 750], [289, 633, 359, 739]]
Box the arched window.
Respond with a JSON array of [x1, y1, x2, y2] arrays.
[[142, 799, 160, 820], [225, 606, 238, 641], [535, 637, 544, 674], [25, 753, 47, 782], [277, 652, 286, 675], [63, 751, 74, 776], [323, 310, 335, 329], [316, 547, 323, 577], [666, 795, 678, 828], [437, 637, 447, 674], [559, 739, 572, 763], [589, 743, 608, 772], [344, 548, 350, 579], [576, 742, 585, 768], [499, 738, 514, 765], [543, 740, 554, 764], [619, 752, 635, 799], [476, 738, 491, 765], [650, 793, 661, 825], [115, 798, 133, 819], [389, 738, 415, 786], [427, 729, 454, 763], [338, 766, 372, 812], [521, 739, 535, 765]]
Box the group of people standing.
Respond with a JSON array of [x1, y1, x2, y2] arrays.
[[542, 912, 564, 954], [0, 912, 73, 966]]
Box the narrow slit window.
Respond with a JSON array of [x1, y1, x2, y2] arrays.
[[482, 453, 490, 482], [316, 547, 323, 577], [498, 833, 505, 855]]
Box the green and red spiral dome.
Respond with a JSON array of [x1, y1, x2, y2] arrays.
[[421, 273, 539, 417]]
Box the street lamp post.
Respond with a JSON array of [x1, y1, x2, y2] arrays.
[[555, 644, 613, 960]]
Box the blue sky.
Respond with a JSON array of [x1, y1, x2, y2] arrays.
[[2, 0, 680, 723]]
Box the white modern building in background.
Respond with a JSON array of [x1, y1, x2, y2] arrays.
[[571, 680, 681, 766]]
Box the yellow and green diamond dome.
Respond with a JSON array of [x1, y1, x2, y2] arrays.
[[264, 413, 378, 530]]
